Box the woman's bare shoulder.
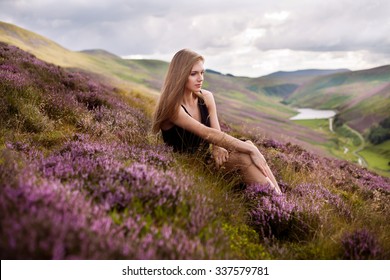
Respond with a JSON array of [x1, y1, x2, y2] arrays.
[[201, 89, 213, 97], [201, 89, 215, 103]]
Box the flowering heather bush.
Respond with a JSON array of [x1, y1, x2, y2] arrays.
[[0, 175, 209, 259], [261, 138, 286, 151], [1, 44, 80, 128], [341, 229, 384, 259], [256, 138, 390, 195], [334, 161, 390, 193], [35, 135, 185, 212], [1, 140, 223, 259], [245, 184, 299, 240], [86, 105, 149, 144], [0, 42, 148, 143], [245, 182, 351, 241], [291, 183, 351, 219]]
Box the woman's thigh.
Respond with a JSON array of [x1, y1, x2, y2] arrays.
[[222, 151, 268, 185]]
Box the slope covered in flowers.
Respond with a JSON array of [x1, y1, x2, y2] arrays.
[[1, 42, 389, 259]]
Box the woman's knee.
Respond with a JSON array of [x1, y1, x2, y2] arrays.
[[245, 140, 254, 146], [245, 140, 267, 162]]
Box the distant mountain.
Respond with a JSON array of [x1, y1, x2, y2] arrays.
[[240, 69, 350, 100], [205, 69, 223, 75], [264, 69, 351, 79]]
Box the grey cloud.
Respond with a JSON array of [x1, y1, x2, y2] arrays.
[[1, 0, 172, 53], [252, 0, 390, 53], [1, 0, 389, 76], [2, 0, 389, 54]]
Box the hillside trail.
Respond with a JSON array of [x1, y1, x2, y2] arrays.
[[347, 125, 368, 167], [329, 118, 367, 166]]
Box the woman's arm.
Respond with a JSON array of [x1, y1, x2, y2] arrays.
[[201, 90, 220, 130], [201, 90, 229, 167]]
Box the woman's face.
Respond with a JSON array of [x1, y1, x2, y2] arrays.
[[185, 60, 204, 93]]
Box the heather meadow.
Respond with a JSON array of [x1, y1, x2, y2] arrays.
[[1, 43, 389, 259]]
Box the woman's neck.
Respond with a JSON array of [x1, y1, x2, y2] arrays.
[[182, 91, 198, 107]]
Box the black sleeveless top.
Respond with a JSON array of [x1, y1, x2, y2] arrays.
[[162, 97, 211, 153]]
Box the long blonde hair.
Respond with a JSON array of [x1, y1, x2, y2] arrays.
[[152, 49, 204, 134]]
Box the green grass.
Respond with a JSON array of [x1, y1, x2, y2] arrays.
[[293, 120, 365, 164], [293, 119, 329, 131], [226, 90, 247, 101], [334, 125, 362, 146], [359, 140, 390, 176], [318, 94, 352, 109], [294, 118, 390, 177]]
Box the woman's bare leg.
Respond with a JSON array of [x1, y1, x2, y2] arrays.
[[245, 141, 280, 192], [223, 151, 268, 184], [222, 146, 281, 194]]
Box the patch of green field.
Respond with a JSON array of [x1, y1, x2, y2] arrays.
[[293, 119, 347, 157], [334, 124, 362, 146], [294, 119, 389, 176], [318, 94, 351, 109], [293, 119, 329, 131], [293, 119, 364, 163], [359, 140, 390, 176], [227, 91, 247, 100], [255, 99, 296, 115]]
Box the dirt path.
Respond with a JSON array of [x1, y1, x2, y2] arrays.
[[346, 125, 368, 167]]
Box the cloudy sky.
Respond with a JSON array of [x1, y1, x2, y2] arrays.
[[1, 0, 389, 77]]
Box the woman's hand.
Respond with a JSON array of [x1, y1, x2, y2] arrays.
[[212, 145, 229, 169], [248, 144, 269, 178]]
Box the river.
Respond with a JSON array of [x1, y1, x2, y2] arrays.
[[290, 108, 337, 120]]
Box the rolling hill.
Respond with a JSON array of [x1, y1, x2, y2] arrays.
[[237, 69, 350, 100], [0, 21, 159, 97], [264, 69, 351, 79]]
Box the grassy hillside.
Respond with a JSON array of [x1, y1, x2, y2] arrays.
[[0, 21, 159, 97], [239, 69, 350, 101], [1, 41, 390, 260]]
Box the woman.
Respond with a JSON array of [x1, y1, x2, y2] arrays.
[[152, 49, 281, 194]]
